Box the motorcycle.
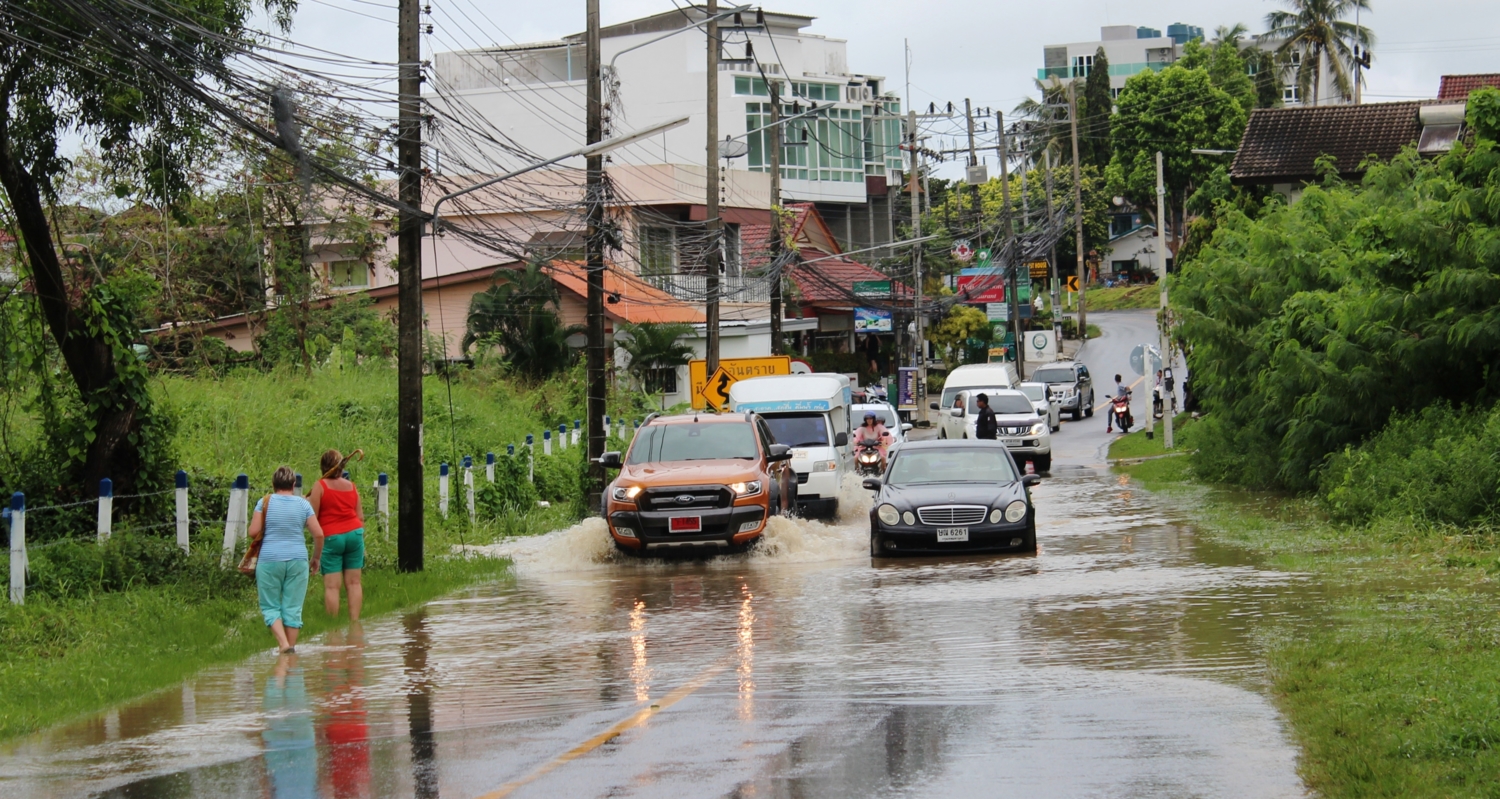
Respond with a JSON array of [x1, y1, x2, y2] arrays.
[[854, 435, 886, 476], [1111, 394, 1134, 434]]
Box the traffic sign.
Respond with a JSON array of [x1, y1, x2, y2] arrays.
[[700, 366, 736, 410], [1064, 274, 1079, 292], [1028, 261, 1049, 279], [1129, 343, 1161, 377], [689, 356, 792, 409]]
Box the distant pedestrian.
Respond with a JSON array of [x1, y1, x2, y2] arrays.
[[310, 449, 366, 622], [249, 466, 325, 654], [975, 393, 999, 440]]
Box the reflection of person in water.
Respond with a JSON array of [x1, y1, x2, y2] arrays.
[[321, 623, 369, 799], [263, 653, 316, 799]]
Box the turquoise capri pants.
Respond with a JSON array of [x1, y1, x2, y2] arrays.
[[257, 559, 310, 629]]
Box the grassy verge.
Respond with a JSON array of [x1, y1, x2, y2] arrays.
[[1084, 285, 1161, 311], [1110, 424, 1500, 797]]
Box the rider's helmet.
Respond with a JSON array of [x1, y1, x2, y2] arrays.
[[864, 411, 878, 423]]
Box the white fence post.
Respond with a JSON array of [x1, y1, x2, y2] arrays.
[[221, 474, 248, 567], [572, 420, 581, 447], [604, 415, 611, 439], [439, 462, 450, 519], [8, 492, 24, 605], [376, 472, 390, 538], [486, 452, 495, 483], [558, 424, 568, 451], [525, 435, 534, 483], [543, 429, 553, 457], [463, 455, 476, 523], [96, 478, 113, 543], [174, 470, 190, 553]]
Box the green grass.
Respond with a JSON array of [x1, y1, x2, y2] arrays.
[[1107, 415, 1198, 460], [1084, 285, 1162, 311], [1112, 424, 1500, 797]]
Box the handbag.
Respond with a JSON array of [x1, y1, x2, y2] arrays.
[[238, 494, 272, 575]]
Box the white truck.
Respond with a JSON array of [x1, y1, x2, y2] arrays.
[[729, 373, 852, 518], [930, 362, 1020, 441]]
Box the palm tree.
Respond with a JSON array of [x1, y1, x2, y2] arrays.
[[1013, 77, 1071, 168], [1213, 23, 1250, 48], [615, 321, 695, 407], [1264, 0, 1374, 105], [463, 261, 581, 380]]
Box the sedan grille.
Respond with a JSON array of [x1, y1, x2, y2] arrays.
[[916, 505, 988, 526]]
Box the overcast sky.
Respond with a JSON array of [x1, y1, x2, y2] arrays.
[[273, 0, 1499, 176]]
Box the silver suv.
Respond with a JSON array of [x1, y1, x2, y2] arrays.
[[1030, 362, 1094, 421]]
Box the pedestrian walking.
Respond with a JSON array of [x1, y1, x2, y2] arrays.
[[309, 449, 366, 622], [248, 466, 324, 654], [974, 393, 999, 440]]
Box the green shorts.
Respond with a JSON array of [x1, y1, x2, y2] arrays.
[[320, 529, 365, 575]]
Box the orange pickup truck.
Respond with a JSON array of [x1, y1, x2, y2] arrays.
[[599, 412, 796, 556]]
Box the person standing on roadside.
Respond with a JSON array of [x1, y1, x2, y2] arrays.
[[309, 450, 366, 622], [249, 466, 324, 654], [975, 393, 999, 440]]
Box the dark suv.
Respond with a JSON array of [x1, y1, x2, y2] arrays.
[[1030, 361, 1094, 420]]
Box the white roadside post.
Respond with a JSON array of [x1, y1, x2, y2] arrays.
[[439, 462, 450, 519], [1154, 150, 1173, 450], [174, 470, 190, 552], [376, 473, 390, 538], [543, 429, 553, 457], [572, 420, 581, 447], [220, 474, 248, 567], [96, 478, 113, 543], [485, 452, 495, 483], [559, 424, 569, 451], [8, 492, 25, 605], [604, 415, 611, 440], [525, 435, 535, 483], [463, 455, 476, 524]]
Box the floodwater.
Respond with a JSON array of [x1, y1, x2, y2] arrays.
[[0, 465, 1315, 798]]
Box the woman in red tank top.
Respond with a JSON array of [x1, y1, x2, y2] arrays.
[[310, 450, 366, 621]]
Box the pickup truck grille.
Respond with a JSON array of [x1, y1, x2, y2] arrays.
[[638, 486, 733, 511], [1000, 425, 1033, 436], [916, 505, 988, 526]]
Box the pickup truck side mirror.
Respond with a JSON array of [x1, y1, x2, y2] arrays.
[[767, 443, 793, 462], [861, 477, 883, 490], [833, 432, 848, 447], [598, 451, 623, 469], [929, 402, 940, 411]]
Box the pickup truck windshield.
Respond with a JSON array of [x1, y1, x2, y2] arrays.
[[1032, 367, 1075, 384], [887, 448, 1018, 485], [762, 413, 829, 447], [627, 423, 758, 463]]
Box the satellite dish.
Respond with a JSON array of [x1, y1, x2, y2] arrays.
[[721, 135, 749, 159]]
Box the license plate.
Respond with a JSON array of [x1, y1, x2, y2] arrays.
[[668, 516, 702, 533], [936, 527, 969, 542], [1002, 439, 1023, 447]]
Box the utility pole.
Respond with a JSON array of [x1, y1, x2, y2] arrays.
[[585, 0, 607, 505], [1068, 81, 1087, 338], [997, 109, 1022, 379], [908, 109, 925, 415], [1155, 150, 1173, 449], [768, 83, 784, 355], [964, 98, 980, 222], [704, 0, 722, 374], [395, 0, 423, 572], [1045, 150, 1061, 349]]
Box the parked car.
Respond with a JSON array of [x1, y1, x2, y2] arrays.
[[865, 440, 1041, 556], [851, 402, 913, 445], [599, 412, 795, 557], [1030, 361, 1094, 421], [1018, 381, 1061, 432]]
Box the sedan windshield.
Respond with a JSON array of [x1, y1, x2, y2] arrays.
[[627, 423, 758, 463], [761, 413, 829, 447], [887, 449, 1018, 485], [1019, 384, 1046, 402], [1033, 367, 1075, 384]]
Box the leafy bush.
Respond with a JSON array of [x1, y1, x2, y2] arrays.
[[256, 295, 395, 367], [475, 452, 539, 516], [12, 533, 244, 601]]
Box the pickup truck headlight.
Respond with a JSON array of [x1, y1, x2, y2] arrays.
[[729, 480, 762, 497], [611, 485, 642, 502], [812, 460, 837, 472], [1030, 422, 1048, 436], [1004, 500, 1028, 523], [877, 504, 900, 525]]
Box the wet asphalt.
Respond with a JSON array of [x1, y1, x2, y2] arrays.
[[0, 311, 1312, 798]]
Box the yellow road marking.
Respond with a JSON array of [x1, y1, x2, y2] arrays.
[[474, 662, 729, 799], [1093, 375, 1146, 412]]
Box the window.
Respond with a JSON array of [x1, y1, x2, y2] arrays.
[[733, 76, 769, 96], [1283, 85, 1301, 103], [637, 226, 675, 276], [326, 260, 368, 289], [1110, 87, 1122, 100], [762, 413, 830, 447], [1072, 54, 1094, 78]]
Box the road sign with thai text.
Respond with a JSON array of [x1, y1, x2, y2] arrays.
[[689, 356, 792, 410]]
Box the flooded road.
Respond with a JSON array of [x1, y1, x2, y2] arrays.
[[0, 312, 1313, 798]]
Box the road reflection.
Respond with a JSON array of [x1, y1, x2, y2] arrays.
[[404, 610, 439, 799]]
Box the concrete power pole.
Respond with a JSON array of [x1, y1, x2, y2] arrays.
[[997, 109, 1022, 379], [908, 110, 925, 415], [1068, 81, 1087, 339], [1155, 150, 1173, 449], [964, 98, 980, 221], [396, 0, 424, 572], [768, 84, 784, 355], [704, 0, 722, 374], [1045, 151, 1061, 349], [585, 0, 606, 505]]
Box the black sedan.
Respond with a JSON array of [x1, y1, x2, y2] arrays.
[[863, 440, 1041, 557]]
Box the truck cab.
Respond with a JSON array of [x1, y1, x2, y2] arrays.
[[729, 374, 852, 519]]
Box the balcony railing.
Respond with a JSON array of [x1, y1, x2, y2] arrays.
[[643, 272, 772, 304], [1036, 62, 1169, 81]]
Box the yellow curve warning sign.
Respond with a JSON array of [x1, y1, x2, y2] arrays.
[[689, 356, 792, 410]]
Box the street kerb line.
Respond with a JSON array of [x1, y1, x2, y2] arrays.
[[474, 661, 730, 799]]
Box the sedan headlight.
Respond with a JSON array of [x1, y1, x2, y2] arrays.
[[902, 511, 916, 525], [1030, 422, 1048, 436], [812, 460, 837, 472], [989, 508, 1003, 524], [1004, 500, 1028, 523], [877, 504, 900, 525], [611, 485, 643, 502], [729, 480, 762, 497]]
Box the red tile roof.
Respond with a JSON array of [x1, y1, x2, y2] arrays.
[[1230, 102, 1422, 185], [1438, 74, 1500, 100]]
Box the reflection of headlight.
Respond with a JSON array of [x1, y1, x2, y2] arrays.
[[728, 480, 762, 497], [1005, 500, 1028, 523], [812, 460, 837, 472], [611, 485, 643, 502], [877, 504, 900, 525], [1030, 422, 1048, 436]]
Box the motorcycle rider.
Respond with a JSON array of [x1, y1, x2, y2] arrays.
[[1107, 374, 1133, 434], [975, 393, 999, 440], [855, 411, 891, 469]]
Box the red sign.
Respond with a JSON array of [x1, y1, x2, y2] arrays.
[[955, 275, 1006, 304]]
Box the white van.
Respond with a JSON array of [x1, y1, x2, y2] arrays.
[[929, 362, 1020, 440], [730, 373, 852, 518]]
